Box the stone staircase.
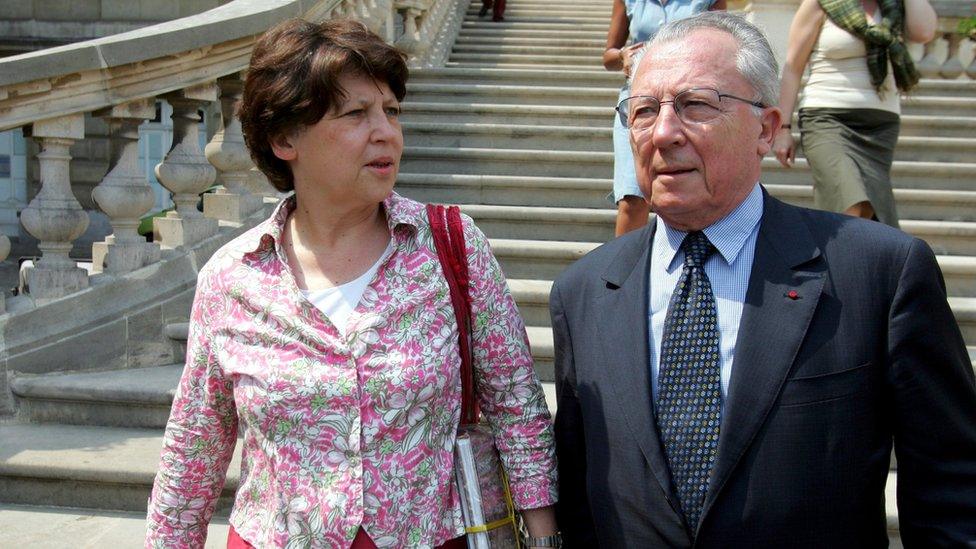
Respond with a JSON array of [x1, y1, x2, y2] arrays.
[[1, 0, 974, 545]]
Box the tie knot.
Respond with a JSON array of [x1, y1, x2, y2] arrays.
[[681, 231, 715, 268]]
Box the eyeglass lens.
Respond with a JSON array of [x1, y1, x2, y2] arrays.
[[618, 89, 725, 129]]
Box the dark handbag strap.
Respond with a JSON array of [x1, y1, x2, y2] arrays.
[[426, 203, 480, 426]]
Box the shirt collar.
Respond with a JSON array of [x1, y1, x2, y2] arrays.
[[655, 182, 764, 271], [243, 190, 423, 261]]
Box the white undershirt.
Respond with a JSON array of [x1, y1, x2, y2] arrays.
[[301, 241, 393, 337]]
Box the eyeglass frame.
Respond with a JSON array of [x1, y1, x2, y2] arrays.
[[615, 87, 767, 130]]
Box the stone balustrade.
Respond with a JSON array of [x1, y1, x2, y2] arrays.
[[736, 0, 975, 80], [0, 0, 465, 311], [914, 12, 976, 80]]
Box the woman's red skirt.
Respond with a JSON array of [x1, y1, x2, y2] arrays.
[[227, 525, 467, 548]]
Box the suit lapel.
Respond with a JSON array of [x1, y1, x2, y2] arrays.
[[597, 222, 680, 506], [700, 193, 827, 522]]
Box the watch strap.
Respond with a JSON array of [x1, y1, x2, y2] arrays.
[[525, 533, 562, 548]]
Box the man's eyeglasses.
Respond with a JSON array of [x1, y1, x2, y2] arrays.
[[616, 88, 766, 131]]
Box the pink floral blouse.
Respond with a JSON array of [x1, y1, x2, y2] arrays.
[[145, 192, 557, 548]]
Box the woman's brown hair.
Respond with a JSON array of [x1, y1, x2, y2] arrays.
[[238, 18, 408, 192]]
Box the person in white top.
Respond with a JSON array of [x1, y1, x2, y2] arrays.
[[773, 0, 936, 227]]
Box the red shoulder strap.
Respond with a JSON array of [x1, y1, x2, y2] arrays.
[[425, 203, 479, 426]]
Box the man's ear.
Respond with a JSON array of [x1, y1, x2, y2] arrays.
[[270, 132, 297, 162], [756, 106, 783, 157]]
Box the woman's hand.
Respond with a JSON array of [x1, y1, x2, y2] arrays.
[[620, 42, 644, 78], [773, 128, 796, 168]]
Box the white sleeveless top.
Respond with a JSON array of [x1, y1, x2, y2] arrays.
[[301, 240, 393, 337], [799, 12, 900, 114]]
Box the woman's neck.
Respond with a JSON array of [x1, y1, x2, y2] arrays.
[[289, 194, 387, 250]]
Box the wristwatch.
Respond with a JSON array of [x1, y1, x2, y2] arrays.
[[524, 533, 562, 548]]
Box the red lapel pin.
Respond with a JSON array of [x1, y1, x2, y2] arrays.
[[785, 290, 800, 300]]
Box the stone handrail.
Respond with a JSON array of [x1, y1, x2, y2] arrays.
[[0, 0, 367, 132], [0, 0, 465, 313]]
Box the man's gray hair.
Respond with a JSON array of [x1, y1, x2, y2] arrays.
[[631, 12, 779, 107]]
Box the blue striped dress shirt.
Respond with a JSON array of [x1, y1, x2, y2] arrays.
[[648, 183, 764, 408]]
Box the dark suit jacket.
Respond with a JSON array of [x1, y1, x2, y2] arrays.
[[551, 191, 976, 548]]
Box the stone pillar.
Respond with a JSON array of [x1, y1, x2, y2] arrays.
[[154, 84, 219, 249], [20, 114, 89, 303], [91, 99, 161, 275], [204, 74, 262, 223], [0, 233, 9, 313], [741, 0, 802, 69]]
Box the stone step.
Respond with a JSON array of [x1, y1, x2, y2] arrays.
[[410, 67, 976, 97], [403, 121, 612, 151], [401, 102, 976, 138], [457, 28, 609, 40], [401, 101, 611, 127], [452, 44, 606, 56], [410, 66, 624, 87], [0, 422, 238, 513], [951, 297, 976, 344], [453, 36, 608, 48], [0, 504, 229, 548], [509, 274, 976, 337], [446, 61, 610, 71], [406, 81, 616, 105], [400, 146, 976, 190], [494, 239, 976, 308], [406, 80, 976, 118], [9, 365, 181, 428], [460, 19, 608, 31], [465, 8, 611, 18], [401, 121, 976, 163], [449, 52, 605, 67], [900, 95, 976, 116], [396, 173, 976, 222], [452, 203, 976, 256]]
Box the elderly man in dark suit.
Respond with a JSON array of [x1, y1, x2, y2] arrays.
[[551, 12, 976, 548]]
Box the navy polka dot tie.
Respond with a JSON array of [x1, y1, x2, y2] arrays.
[[657, 230, 722, 533]]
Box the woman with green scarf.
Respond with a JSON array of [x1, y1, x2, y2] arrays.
[[773, 0, 936, 228]]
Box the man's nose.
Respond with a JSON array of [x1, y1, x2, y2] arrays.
[[650, 103, 685, 148]]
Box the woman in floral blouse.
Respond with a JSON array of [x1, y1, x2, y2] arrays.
[[145, 18, 558, 549]]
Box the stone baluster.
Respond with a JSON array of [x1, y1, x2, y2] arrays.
[[154, 84, 219, 249], [204, 75, 262, 223], [939, 33, 965, 79], [20, 114, 89, 303], [915, 38, 942, 78], [0, 232, 9, 313], [396, 4, 425, 54], [91, 99, 160, 275]]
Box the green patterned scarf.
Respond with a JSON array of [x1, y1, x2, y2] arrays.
[[818, 0, 920, 94]]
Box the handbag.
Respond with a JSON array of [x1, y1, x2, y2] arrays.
[[425, 203, 521, 549]]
